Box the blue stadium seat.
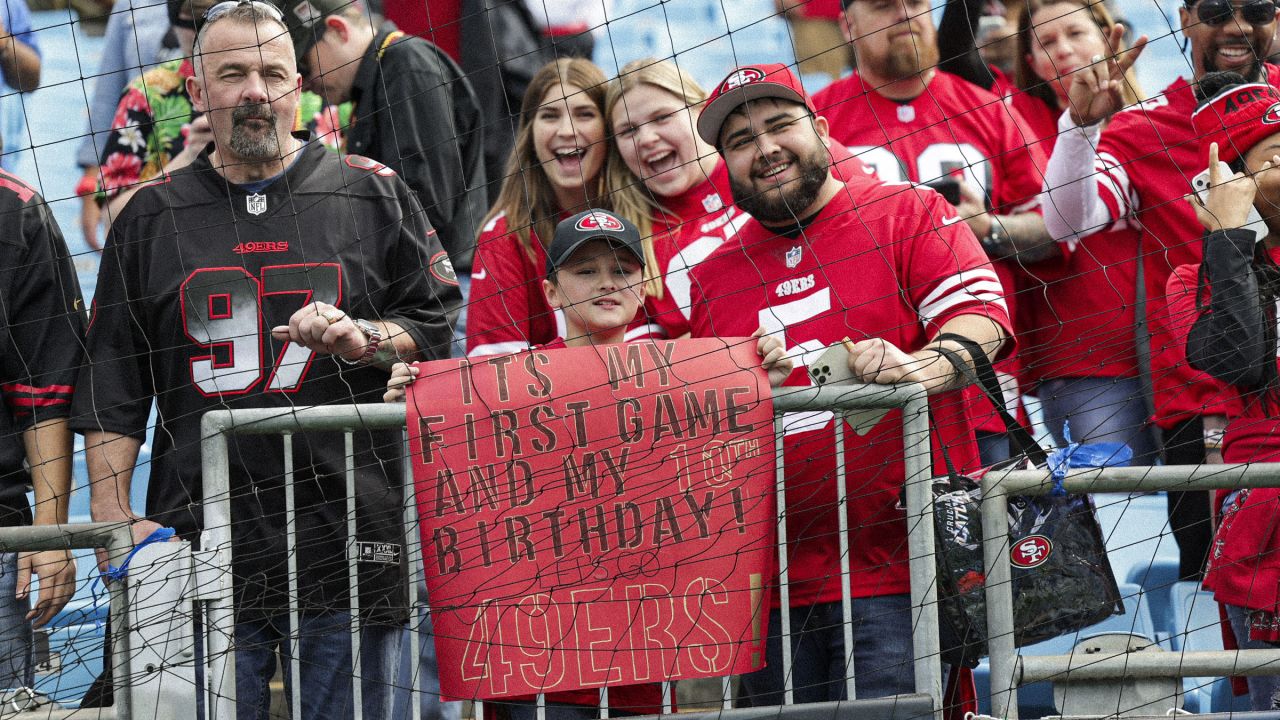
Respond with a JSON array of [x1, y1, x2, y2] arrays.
[[975, 583, 1154, 717], [1168, 581, 1252, 714], [1125, 558, 1181, 646], [596, 0, 796, 90], [1093, 492, 1180, 596]]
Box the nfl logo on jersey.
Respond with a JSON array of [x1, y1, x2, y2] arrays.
[[785, 245, 802, 268], [246, 193, 267, 216]]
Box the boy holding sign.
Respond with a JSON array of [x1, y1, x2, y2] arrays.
[[386, 208, 791, 718], [387, 209, 793, 400]]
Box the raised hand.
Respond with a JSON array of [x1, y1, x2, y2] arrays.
[[1187, 142, 1266, 232], [1066, 24, 1148, 126]]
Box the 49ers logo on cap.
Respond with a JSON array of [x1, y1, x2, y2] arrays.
[[720, 67, 765, 94], [1264, 102, 1280, 125], [575, 211, 624, 232], [1010, 535, 1053, 568]]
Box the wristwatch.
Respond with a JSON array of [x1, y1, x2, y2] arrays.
[[980, 222, 1005, 258], [342, 318, 383, 366]]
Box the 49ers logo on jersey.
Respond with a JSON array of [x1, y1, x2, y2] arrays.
[[719, 68, 764, 94], [1010, 535, 1053, 568], [575, 211, 624, 232], [233, 241, 289, 254], [344, 155, 396, 177], [428, 250, 459, 286], [1264, 102, 1280, 125], [775, 274, 815, 297]]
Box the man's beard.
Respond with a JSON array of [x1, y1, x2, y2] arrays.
[[229, 103, 280, 160], [868, 32, 940, 82], [729, 147, 830, 224]]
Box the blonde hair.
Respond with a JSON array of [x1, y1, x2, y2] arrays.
[[604, 58, 710, 299], [480, 58, 610, 263], [1014, 0, 1142, 110]]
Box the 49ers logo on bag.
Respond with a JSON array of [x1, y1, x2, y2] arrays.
[[1010, 535, 1053, 568], [719, 68, 764, 94], [575, 211, 624, 232]]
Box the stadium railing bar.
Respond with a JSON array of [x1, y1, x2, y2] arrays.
[[10, 386, 1280, 718], [985, 463, 1280, 720], [197, 385, 941, 719], [0, 522, 134, 719]]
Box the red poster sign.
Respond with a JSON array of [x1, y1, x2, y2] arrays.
[[408, 338, 777, 701]]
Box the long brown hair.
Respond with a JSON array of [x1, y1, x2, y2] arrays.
[[604, 58, 711, 298], [1014, 0, 1142, 111], [480, 58, 610, 262]]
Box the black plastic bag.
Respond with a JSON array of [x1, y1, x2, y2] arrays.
[[932, 473, 1124, 668], [929, 334, 1124, 668]]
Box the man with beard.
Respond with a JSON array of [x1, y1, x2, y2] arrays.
[[810, 0, 1055, 465], [689, 63, 1012, 705], [70, 2, 461, 718], [1040, 0, 1278, 555]]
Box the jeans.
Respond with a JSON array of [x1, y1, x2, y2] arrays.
[[1227, 604, 1280, 710], [0, 553, 31, 690], [1039, 376, 1157, 464], [736, 595, 915, 706], [976, 431, 1011, 467], [393, 588, 460, 720], [233, 613, 402, 720], [451, 274, 471, 359]]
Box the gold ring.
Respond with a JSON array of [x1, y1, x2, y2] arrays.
[[321, 309, 346, 325]]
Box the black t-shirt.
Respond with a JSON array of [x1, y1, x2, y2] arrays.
[[347, 23, 487, 272], [70, 143, 462, 623], [0, 173, 86, 526]]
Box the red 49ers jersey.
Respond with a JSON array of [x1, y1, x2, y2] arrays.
[[638, 150, 874, 340], [689, 178, 1013, 606], [814, 70, 1044, 429], [644, 162, 744, 338], [813, 71, 1044, 213]]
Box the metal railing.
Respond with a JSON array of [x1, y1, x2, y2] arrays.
[[20, 382, 1278, 719], [197, 382, 944, 719], [0, 523, 134, 719], [983, 463, 1280, 719]]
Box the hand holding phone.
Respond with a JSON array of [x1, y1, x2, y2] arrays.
[[808, 341, 890, 436]]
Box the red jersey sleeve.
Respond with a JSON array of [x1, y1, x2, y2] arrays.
[[466, 215, 558, 356], [901, 188, 1015, 349], [1087, 108, 1148, 231]]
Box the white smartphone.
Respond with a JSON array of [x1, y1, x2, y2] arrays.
[[808, 342, 890, 436], [1192, 164, 1265, 229]]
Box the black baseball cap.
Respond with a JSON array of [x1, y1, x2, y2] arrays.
[[274, 0, 363, 59], [546, 210, 645, 275]]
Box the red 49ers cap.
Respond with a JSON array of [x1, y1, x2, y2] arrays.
[[698, 63, 815, 146], [547, 209, 646, 275], [1192, 81, 1280, 165]]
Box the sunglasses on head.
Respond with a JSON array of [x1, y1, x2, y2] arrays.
[[202, 0, 284, 23], [1194, 0, 1277, 27]]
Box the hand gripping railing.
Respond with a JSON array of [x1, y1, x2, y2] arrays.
[[198, 382, 944, 719], [983, 463, 1280, 719], [0, 522, 135, 719]]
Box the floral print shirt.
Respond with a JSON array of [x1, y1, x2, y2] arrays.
[[97, 58, 348, 199]]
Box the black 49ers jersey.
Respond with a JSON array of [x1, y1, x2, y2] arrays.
[[0, 171, 85, 527], [70, 143, 462, 622]]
